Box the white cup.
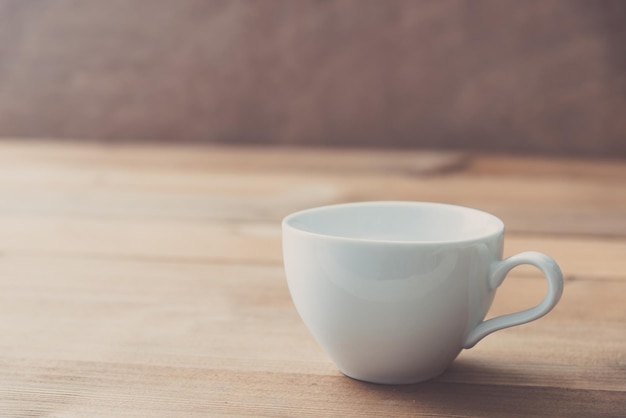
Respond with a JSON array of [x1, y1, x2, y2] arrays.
[[282, 201, 563, 384]]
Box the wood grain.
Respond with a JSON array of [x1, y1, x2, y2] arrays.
[[0, 140, 624, 238], [0, 256, 624, 394], [2, 365, 625, 417], [0, 140, 624, 417], [0, 216, 624, 279]]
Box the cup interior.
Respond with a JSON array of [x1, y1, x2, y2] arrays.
[[283, 202, 503, 243]]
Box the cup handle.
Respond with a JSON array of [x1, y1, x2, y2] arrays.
[[463, 251, 564, 349]]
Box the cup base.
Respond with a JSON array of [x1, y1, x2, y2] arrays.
[[339, 367, 448, 385]]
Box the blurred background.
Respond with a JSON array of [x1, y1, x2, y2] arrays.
[[0, 0, 624, 157]]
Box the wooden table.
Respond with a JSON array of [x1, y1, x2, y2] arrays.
[[0, 140, 624, 417]]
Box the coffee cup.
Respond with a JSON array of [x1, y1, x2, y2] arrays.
[[282, 201, 563, 384]]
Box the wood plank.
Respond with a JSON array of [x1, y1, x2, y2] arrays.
[[468, 154, 626, 181], [1, 167, 624, 211], [502, 234, 626, 280], [1, 143, 624, 199], [1, 140, 624, 183], [0, 216, 623, 280], [0, 256, 623, 393], [0, 141, 623, 416], [0, 164, 624, 237], [488, 275, 625, 323], [0, 140, 466, 175], [1, 141, 624, 237], [0, 186, 623, 239], [2, 140, 626, 180], [1, 362, 624, 417], [0, 216, 283, 265], [0, 255, 622, 323]]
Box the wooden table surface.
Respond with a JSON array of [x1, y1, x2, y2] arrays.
[[0, 140, 624, 417]]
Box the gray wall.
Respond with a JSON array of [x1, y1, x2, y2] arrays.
[[0, 0, 625, 156]]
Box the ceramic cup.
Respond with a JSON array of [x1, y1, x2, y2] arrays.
[[282, 201, 563, 384]]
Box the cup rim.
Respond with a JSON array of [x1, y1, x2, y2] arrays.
[[282, 201, 505, 245]]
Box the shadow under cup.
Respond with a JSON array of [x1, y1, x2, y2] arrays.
[[282, 202, 563, 384]]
